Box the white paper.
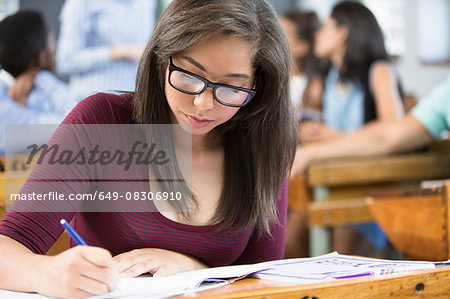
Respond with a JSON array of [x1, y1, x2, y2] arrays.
[[93, 262, 271, 298], [255, 252, 436, 284]]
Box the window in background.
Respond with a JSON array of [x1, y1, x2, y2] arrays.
[[0, 0, 18, 21], [417, 0, 449, 63], [362, 0, 406, 56]]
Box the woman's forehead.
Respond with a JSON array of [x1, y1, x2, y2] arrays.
[[174, 36, 255, 76]]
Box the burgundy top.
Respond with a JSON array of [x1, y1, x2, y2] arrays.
[[0, 93, 287, 266]]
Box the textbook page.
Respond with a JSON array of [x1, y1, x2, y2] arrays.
[[94, 262, 271, 298], [255, 252, 436, 284]]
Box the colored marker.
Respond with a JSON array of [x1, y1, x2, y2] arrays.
[[435, 261, 450, 268], [334, 272, 373, 279], [60, 219, 88, 246]]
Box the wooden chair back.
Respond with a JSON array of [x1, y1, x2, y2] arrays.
[[367, 182, 450, 261]]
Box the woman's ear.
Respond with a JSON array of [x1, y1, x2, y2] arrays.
[[35, 51, 46, 68], [35, 48, 55, 71]]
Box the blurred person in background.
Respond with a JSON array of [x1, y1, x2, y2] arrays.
[[300, 1, 404, 143], [280, 8, 324, 258], [0, 10, 79, 154], [292, 75, 450, 175], [280, 9, 323, 121], [56, 0, 157, 99], [290, 1, 405, 257]]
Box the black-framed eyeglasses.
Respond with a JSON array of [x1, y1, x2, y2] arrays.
[[168, 57, 256, 107]]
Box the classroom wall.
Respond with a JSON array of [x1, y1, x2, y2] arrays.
[[19, 0, 64, 39], [395, 0, 450, 99]]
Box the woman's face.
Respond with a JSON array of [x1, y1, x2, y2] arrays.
[[280, 17, 310, 63], [164, 35, 255, 135], [314, 17, 347, 58]]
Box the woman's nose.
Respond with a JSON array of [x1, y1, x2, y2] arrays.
[[193, 88, 215, 111]]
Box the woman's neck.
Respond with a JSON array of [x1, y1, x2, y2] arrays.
[[191, 134, 221, 154], [292, 60, 302, 76], [330, 47, 345, 70]]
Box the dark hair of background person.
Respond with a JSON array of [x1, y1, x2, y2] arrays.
[[133, 0, 297, 234], [282, 9, 322, 79], [0, 10, 48, 77], [331, 1, 403, 123]]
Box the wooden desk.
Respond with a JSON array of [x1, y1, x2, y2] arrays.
[[306, 150, 450, 256], [176, 267, 450, 298]]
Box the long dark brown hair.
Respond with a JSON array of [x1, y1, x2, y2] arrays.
[[133, 0, 297, 233], [331, 1, 403, 122]]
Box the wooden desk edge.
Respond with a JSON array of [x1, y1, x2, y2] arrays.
[[306, 152, 450, 187], [179, 267, 450, 298]]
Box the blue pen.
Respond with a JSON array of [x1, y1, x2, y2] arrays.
[[60, 219, 88, 246]]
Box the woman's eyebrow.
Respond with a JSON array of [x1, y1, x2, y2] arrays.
[[181, 56, 250, 79]]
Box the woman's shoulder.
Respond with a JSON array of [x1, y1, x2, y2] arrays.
[[368, 60, 399, 87], [62, 92, 134, 125], [369, 60, 397, 78]]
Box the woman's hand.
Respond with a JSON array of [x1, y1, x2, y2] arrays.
[[30, 246, 119, 299], [7, 67, 40, 106], [113, 248, 208, 278], [299, 121, 342, 143], [111, 44, 145, 61]]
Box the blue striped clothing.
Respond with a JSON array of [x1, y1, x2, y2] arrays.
[[0, 69, 80, 153], [56, 0, 156, 99]]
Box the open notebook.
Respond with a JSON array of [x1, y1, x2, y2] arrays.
[[0, 252, 445, 298], [92, 252, 443, 298]]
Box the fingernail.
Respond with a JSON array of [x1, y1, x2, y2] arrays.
[[120, 272, 127, 278]]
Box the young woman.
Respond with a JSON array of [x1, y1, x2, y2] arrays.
[[280, 9, 323, 117], [289, 1, 404, 258], [299, 1, 404, 143], [0, 1, 297, 298]]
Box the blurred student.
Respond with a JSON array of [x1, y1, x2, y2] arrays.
[[0, 11, 79, 153], [300, 1, 404, 143], [280, 10, 323, 118], [290, 1, 405, 257], [56, 0, 156, 99], [290, 75, 449, 257], [293, 75, 450, 173], [281, 9, 324, 257]]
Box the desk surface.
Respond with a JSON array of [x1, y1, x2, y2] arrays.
[[307, 152, 450, 187], [176, 267, 450, 298], [0, 266, 447, 298]]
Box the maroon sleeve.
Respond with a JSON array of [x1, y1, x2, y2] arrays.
[[0, 94, 125, 254], [232, 180, 287, 264]]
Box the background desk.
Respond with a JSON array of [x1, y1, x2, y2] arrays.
[[305, 148, 450, 256], [177, 267, 450, 299]]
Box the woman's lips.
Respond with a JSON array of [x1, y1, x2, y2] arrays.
[[185, 115, 213, 128]]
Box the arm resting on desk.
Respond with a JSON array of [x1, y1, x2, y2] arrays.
[[293, 115, 434, 175]]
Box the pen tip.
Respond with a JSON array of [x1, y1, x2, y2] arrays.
[[60, 219, 66, 225]]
